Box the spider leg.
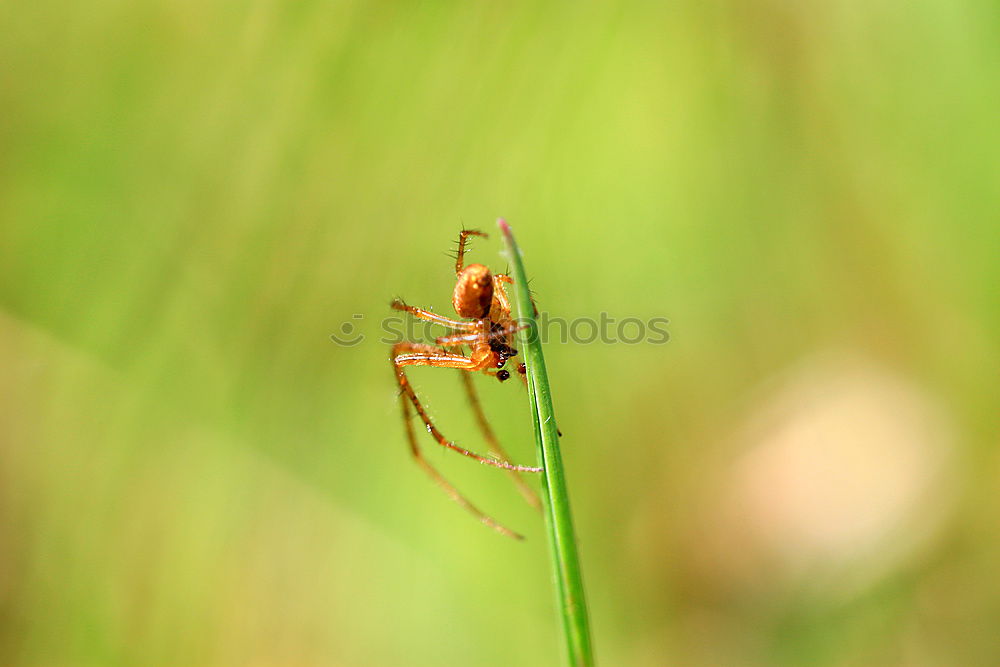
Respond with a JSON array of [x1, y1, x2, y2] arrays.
[[391, 299, 476, 331], [490, 274, 516, 322], [398, 390, 524, 540], [496, 274, 540, 318], [435, 323, 528, 347], [392, 342, 542, 472], [455, 229, 488, 275], [460, 372, 542, 512], [434, 331, 489, 347]]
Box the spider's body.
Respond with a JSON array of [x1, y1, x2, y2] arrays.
[[390, 229, 539, 539], [452, 263, 493, 319]]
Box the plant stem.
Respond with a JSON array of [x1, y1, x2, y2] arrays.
[[498, 218, 595, 667]]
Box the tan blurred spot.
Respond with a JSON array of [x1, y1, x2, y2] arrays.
[[700, 356, 956, 597]]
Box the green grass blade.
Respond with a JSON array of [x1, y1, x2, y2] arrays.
[[498, 218, 595, 667]]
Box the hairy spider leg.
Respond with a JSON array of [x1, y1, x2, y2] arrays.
[[455, 229, 488, 275], [459, 372, 542, 512], [489, 274, 513, 320], [391, 342, 542, 473], [398, 390, 524, 540], [434, 322, 528, 347], [391, 299, 477, 331]]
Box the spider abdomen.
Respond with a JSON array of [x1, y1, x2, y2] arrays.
[[453, 263, 494, 319]]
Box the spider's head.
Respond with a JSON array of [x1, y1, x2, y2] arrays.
[[452, 263, 494, 319], [496, 369, 511, 382], [489, 328, 518, 369]]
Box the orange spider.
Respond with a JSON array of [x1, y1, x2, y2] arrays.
[[390, 229, 541, 539]]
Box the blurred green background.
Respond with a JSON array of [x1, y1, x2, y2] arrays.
[[2, 1, 999, 665]]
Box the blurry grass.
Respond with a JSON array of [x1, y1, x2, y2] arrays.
[[501, 219, 594, 667], [0, 0, 998, 665]]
